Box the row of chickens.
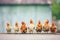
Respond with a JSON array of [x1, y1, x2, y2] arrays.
[[6, 19, 57, 33]]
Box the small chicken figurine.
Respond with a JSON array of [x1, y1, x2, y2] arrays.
[[28, 19, 34, 33], [36, 21, 42, 32], [6, 22, 11, 32], [43, 20, 50, 33], [50, 21, 57, 33], [14, 22, 19, 32], [20, 21, 27, 33]]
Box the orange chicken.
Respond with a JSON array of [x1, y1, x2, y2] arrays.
[[14, 22, 19, 32], [28, 19, 34, 33], [6, 22, 11, 32], [36, 21, 42, 32], [50, 21, 56, 33], [43, 20, 49, 32], [20, 21, 27, 33]]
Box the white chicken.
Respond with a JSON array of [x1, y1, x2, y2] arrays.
[[28, 19, 34, 33], [14, 22, 19, 32], [6, 22, 11, 32]]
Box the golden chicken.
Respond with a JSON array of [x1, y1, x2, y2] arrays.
[[43, 20, 49, 32], [6, 22, 11, 32], [36, 21, 42, 32], [28, 19, 34, 33], [14, 22, 19, 32], [50, 21, 56, 33], [20, 21, 27, 33]]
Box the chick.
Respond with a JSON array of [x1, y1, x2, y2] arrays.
[[6, 22, 11, 32], [14, 22, 19, 32], [20, 21, 27, 33], [43, 20, 49, 32], [28, 19, 34, 33], [50, 21, 56, 33], [36, 21, 42, 32]]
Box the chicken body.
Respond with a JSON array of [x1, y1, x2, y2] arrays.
[[14, 26, 19, 32], [28, 19, 34, 33], [36, 21, 42, 32], [14, 22, 19, 32], [28, 24, 34, 33], [21, 22, 27, 33], [43, 20, 49, 32], [6, 23, 11, 32], [50, 22, 56, 33]]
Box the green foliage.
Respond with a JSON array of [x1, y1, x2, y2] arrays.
[[52, 0, 60, 20]]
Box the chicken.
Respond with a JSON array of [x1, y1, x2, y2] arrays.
[[6, 22, 11, 32], [28, 19, 34, 33], [14, 22, 19, 32], [36, 21, 42, 32], [43, 20, 49, 32], [50, 21, 56, 33], [20, 21, 27, 33]]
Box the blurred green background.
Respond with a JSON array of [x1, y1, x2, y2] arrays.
[[52, 0, 60, 20]]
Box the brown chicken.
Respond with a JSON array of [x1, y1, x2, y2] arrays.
[[36, 21, 42, 32], [14, 22, 19, 32], [6, 22, 11, 32], [20, 21, 27, 33], [43, 20, 49, 32], [28, 19, 34, 33], [50, 21, 56, 33]]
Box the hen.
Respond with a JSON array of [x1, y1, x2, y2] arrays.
[[43, 20, 50, 32], [36, 21, 42, 32], [14, 22, 19, 32], [50, 21, 56, 33], [28, 19, 34, 33], [6, 22, 11, 32], [20, 21, 27, 33]]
